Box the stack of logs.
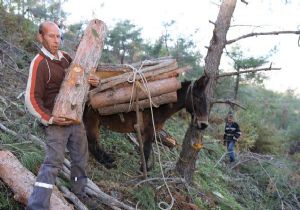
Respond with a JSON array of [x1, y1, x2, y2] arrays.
[[89, 57, 191, 115]]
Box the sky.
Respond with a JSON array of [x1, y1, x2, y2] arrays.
[[63, 0, 300, 95]]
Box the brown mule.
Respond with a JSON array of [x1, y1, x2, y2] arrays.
[[83, 75, 209, 170]]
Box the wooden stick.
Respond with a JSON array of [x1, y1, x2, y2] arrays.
[[106, 66, 191, 91], [227, 30, 300, 45], [0, 151, 74, 210], [100, 58, 176, 84], [134, 84, 147, 179], [90, 77, 181, 108], [60, 159, 135, 210], [56, 179, 88, 210], [97, 92, 177, 115], [218, 67, 281, 78], [90, 59, 178, 94], [0, 124, 135, 210]]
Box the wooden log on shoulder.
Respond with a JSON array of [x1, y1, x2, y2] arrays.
[[0, 150, 74, 210], [98, 91, 177, 115], [52, 19, 107, 123], [90, 77, 181, 109]]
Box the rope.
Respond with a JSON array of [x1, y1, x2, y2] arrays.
[[126, 61, 175, 210]]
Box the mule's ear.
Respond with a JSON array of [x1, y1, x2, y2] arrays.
[[196, 75, 209, 89]]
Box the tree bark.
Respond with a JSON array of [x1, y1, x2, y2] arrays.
[[90, 59, 178, 94], [0, 151, 74, 210], [90, 77, 181, 108], [176, 0, 237, 182], [95, 64, 132, 79], [175, 125, 203, 183], [52, 19, 107, 123], [94, 66, 190, 94], [233, 68, 240, 100], [97, 92, 177, 115], [204, 0, 237, 109]]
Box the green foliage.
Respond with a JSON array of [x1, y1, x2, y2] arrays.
[[195, 144, 244, 210], [0, 6, 299, 210], [0, 6, 37, 52], [102, 20, 144, 64], [237, 108, 259, 150], [0, 181, 23, 210], [132, 186, 157, 210], [171, 37, 204, 81]]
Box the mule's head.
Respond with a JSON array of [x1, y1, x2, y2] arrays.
[[185, 75, 209, 130]]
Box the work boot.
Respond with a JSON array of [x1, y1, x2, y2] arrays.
[[77, 193, 99, 210]]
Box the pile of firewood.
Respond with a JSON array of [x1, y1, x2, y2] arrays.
[[89, 57, 191, 115]]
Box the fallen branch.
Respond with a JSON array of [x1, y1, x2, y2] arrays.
[[227, 30, 300, 45], [230, 152, 274, 169], [0, 151, 74, 210], [134, 177, 185, 187], [97, 92, 177, 115], [0, 123, 135, 210], [218, 67, 281, 78], [249, 152, 284, 210], [56, 179, 88, 210], [211, 99, 246, 110], [61, 159, 136, 210]]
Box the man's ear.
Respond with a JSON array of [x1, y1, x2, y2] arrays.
[[37, 33, 43, 43]]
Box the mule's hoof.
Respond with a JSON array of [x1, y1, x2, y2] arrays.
[[139, 165, 152, 173], [95, 152, 116, 169], [103, 162, 117, 169]]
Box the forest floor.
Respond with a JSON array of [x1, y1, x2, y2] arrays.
[[0, 38, 299, 210]]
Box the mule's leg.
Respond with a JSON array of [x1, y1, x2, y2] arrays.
[[142, 127, 154, 171], [83, 107, 115, 169]]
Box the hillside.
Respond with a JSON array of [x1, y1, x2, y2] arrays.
[[0, 5, 300, 210]]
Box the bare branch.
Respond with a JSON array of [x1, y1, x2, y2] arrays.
[[218, 66, 281, 78], [0, 123, 135, 210], [230, 24, 262, 28], [56, 179, 88, 210], [209, 20, 215, 26], [241, 0, 248, 5], [227, 30, 300, 45], [211, 99, 246, 110]]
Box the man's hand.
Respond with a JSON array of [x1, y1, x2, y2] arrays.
[[88, 74, 100, 87], [52, 116, 73, 126]]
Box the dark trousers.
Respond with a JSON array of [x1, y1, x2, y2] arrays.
[[26, 123, 88, 210]]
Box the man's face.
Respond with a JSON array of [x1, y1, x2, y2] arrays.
[[40, 23, 61, 55]]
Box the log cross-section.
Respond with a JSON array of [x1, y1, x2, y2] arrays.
[[52, 19, 107, 123]]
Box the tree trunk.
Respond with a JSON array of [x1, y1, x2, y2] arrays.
[[204, 0, 237, 109], [233, 68, 240, 100], [0, 151, 74, 210], [175, 125, 203, 183], [97, 92, 177, 115], [176, 0, 237, 182], [90, 77, 181, 108], [52, 19, 107, 123]]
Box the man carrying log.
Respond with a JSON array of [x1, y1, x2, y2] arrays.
[[25, 21, 99, 210]]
